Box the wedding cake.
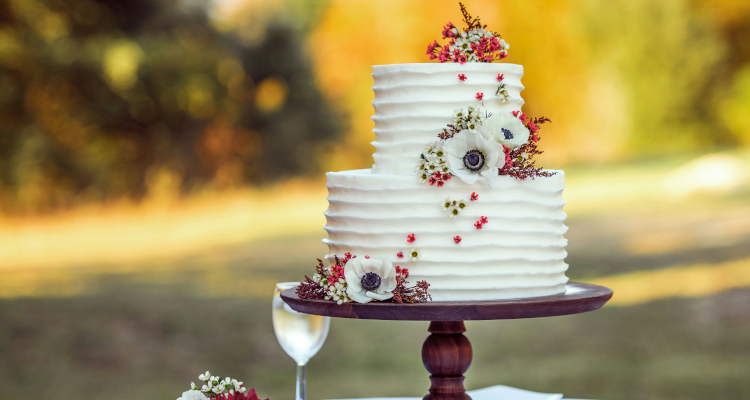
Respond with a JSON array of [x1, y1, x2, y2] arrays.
[[298, 6, 568, 303]]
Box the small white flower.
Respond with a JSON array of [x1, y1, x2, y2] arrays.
[[436, 156, 447, 165], [409, 248, 421, 262], [440, 164, 451, 174], [499, 39, 509, 50], [457, 199, 468, 211], [452, 108, 465, 121], [199, 372, 211, 382], [442, 197, 453, 211], [426, 162, 438, 173], [419, 171, 429, 183], [177, 390, 210, 400], [435, 148, 445, 158], [449, 206, 460, 218], [424, 142, 438, 154], [414, 159, 428, 172], [466, 120, 479, 133], [201, 385, 209, 393]]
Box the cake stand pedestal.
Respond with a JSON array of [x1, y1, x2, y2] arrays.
[[281, 282, 612, 400]]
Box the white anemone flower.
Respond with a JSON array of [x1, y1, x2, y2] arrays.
[[344, 257, 398, 303], [477, 112, 530, 150], [445, 130, 500, 184], [177, 390, 210, 400]]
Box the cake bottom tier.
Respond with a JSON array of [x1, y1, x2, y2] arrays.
[[323, 169, 570, 301]]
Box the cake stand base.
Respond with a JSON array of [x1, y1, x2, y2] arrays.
[[422, 321, 472, 400], [281, 282, 612, 400]]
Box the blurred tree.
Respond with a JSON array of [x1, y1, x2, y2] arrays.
[[0, 0, 341, 213]]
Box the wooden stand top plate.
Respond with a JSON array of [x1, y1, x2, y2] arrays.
[[280, 282, 612, 321]]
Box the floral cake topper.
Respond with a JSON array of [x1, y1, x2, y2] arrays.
[[426, 3, 509, 64]]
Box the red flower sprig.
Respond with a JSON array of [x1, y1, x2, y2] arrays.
[[425, 3, 508, 64], [407, 233, 416, 243], [453, 235, 462, 244], [475, 92, 484, 100], [458, 74, 467, 81], [392, 269, 431, 304], [397, 252, 404, 258], [498, 113, 557, 180], [474, 221, 483, 229], [470, 192, 479, 201]]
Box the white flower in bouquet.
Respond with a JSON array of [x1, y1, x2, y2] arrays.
[[477, 112, 530, 150], [177, 390, 210, 400], [444, 130, 500, 184], [344, 257, 398, 303], [452, 108, 465, 123]]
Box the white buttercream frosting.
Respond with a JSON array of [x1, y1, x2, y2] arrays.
[[324, 169, 569, 301], [371, 63, 524, 175], [320, 62, 568, 301]]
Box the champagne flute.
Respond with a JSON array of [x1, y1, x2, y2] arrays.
[[272, 282, 330, 400]]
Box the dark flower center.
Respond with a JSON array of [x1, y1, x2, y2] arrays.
[[462, 149, 485, 172], [361, 272, 381, 291], [502, 128, 513, 140]]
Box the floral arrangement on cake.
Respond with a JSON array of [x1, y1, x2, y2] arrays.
[[420, 106, 555, 183], [417, 4, 556, 185], [426, 3, 509, 64], [296, 251, 431, 304], [176, 371, 267, 400]]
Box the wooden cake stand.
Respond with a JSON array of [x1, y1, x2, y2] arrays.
[[281, 282, 612, 400]]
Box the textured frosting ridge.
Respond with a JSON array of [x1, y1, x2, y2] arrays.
[[371, 63, 524, 175]]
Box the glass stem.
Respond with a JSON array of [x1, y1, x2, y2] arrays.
[[296, 363, 307, 400]]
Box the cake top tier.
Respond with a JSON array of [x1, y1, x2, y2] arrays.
[[370, 63, 526, 176], [368, 4, 557, 183]]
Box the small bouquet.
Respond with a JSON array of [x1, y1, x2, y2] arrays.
[[176, 371, 268, 400]]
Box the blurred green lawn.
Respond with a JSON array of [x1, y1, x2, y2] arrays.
[[2, 154, 750, 400]]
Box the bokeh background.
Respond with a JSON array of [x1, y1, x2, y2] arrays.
[[1, 0, 750, 399]]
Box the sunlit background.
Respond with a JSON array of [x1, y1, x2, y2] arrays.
[[1, 0, 750, 399]]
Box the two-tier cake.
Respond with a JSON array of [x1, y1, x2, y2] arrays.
[[298, 6, 568, 303]]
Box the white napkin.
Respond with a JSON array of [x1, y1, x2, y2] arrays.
[[327, 384, 563, 400]]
